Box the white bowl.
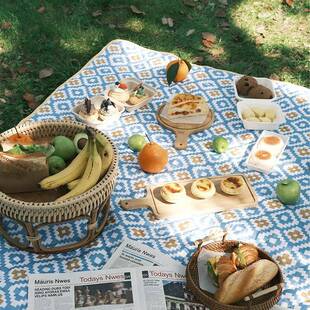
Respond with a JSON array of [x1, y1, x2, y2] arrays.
[[72, 95, 125, 129], [237, 100, 285, 131], [105, 77, 157, 112], [233, 76, 277, 102]]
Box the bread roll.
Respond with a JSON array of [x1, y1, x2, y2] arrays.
[[215, 259, 278, 304]]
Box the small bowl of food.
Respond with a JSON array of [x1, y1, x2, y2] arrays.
[[233, 76, 277, 102], [106, 77, 157, 112], [72, 95, 125, 129], [237, 100, 285, 130]]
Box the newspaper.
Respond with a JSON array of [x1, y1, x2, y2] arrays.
[[28, 266, 206, 310], [104, 238, 182, 269]]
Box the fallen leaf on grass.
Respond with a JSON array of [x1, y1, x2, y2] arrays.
[[130, 5, 145, 15], [192, 56, 204, 64], [4, 89, 12, 97], [39, 68, 54, 79], [162, 17, 174, 27], [269, 74, 280, 81], [92, 10, 102, 17], [186, 29, 195, 36], [255, 34, 265, 45], [23, 92, 39, 109], [183, 0, 197, 7], [255, 24, 265, 34], [0, 98, 6, 104], [37, 6, 46, 14], [210, 47, 224, 58], [202, 32, 216, 48], [17, 66, 29, 74], [0, 22, 12, 30], [283, 0, 294, 7], [304, 8, 310, 12]]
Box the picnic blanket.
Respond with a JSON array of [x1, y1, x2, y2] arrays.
[[1, 39, 309, 309]]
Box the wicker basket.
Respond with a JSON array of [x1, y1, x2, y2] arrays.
[[186, 234, 284, 310], [0, 120, 118, 253]]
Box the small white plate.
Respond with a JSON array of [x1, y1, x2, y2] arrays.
[[233, 76, 277, 102], [72, 95, 125, 129], [237, 100, 285, 131], [105, 77, 157, 112]]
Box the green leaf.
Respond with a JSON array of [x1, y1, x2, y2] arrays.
[[183, 59, 192, 72], [166, 62, 179, 85]]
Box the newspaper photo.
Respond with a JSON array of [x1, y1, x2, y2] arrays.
[[28, 268, 142, 310], [104, 238, 182, 269]]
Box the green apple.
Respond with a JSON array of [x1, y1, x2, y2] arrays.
[[128, 134, 147, 152], [276, 179, 301, 205], [47, 155, 67, 175], [52, 136, 76, 161], [212, 136, 229, 154]]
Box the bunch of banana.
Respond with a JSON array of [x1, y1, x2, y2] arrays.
[[39, 132, 113, 201]]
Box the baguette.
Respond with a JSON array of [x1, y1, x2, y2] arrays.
[[215, 259, 278, 304]]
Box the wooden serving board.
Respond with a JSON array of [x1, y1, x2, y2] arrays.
[[156, 105, 214, 150], [120, 174, 258, 220]]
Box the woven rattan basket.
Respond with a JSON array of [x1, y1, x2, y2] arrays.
[[186, 234, 284, 310], [0, 120, 118, 253]]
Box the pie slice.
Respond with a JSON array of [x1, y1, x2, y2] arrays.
[[171, 93, 203, 107], [167, 99, 209, 119]]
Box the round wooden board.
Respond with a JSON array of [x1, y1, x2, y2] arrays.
[[156, 104, 215, 149]]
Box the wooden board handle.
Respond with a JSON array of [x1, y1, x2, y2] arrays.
[[174, 130, 190, 149], [119, 198, 152, 210]]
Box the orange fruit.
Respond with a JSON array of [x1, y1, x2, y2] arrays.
[[138, 142, 168, 173], [166, 59, 191, 83]]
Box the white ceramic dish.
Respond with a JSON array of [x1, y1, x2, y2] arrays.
[[233, 76, 277, 102], [105, 77, 157, 112], [72, 95, 125, 129], [246, 130, 289, 174], [237, 100, 285, 130]]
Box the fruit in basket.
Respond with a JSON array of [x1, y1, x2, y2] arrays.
[[47, 155, 67, 175], [166, 58, 191, 85], [40, 140, 90, 190], [74, 133, 88, 153], [128, 134, 147, 152], [138, 142, 168, 173], [276, 179, 300, 205], [232, 244, 259, 269], [52, 136, 76, 161], [56, 138, 102, 201], [212, 136, 229, 154]]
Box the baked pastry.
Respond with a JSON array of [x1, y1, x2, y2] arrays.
[[160, 182, 186, 203], [236, 76, 258, 96], [248, 85, 273, 99], [167, 94, 209, 119], [217, 256, 237, 286], [215, 259, 279, 304], [191, 178, 216, 199], [220, 176, 245, 195], [98, 98, 118, 121], [128, 83, 148, 105], [258, 135, 284, 155], [108, 82, 130, 102], [79, 98, 98, 122], [232, 244, 259, 269]]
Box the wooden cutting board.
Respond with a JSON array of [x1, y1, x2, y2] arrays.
[[156, 105, 214, 150], [120, 174, 258, 220]]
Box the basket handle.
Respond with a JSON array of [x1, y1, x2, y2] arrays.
[[195, 231, 228, 249], [244, 283, 284, 301]]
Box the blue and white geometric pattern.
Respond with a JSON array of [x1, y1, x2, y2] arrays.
[[1, 40, 309, 309]]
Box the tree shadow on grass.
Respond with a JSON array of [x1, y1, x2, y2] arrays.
[[0, 0, 308, 131]]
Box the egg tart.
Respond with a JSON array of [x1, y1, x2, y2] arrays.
[[220, 176, 245, 196], [191, 178, 216, 199], [160, 182, 186, 203]]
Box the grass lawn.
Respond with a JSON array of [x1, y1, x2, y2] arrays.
[[0, 0, 309, 132]]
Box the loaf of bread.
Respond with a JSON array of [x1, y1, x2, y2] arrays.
[[215, 259, 278, 304]]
